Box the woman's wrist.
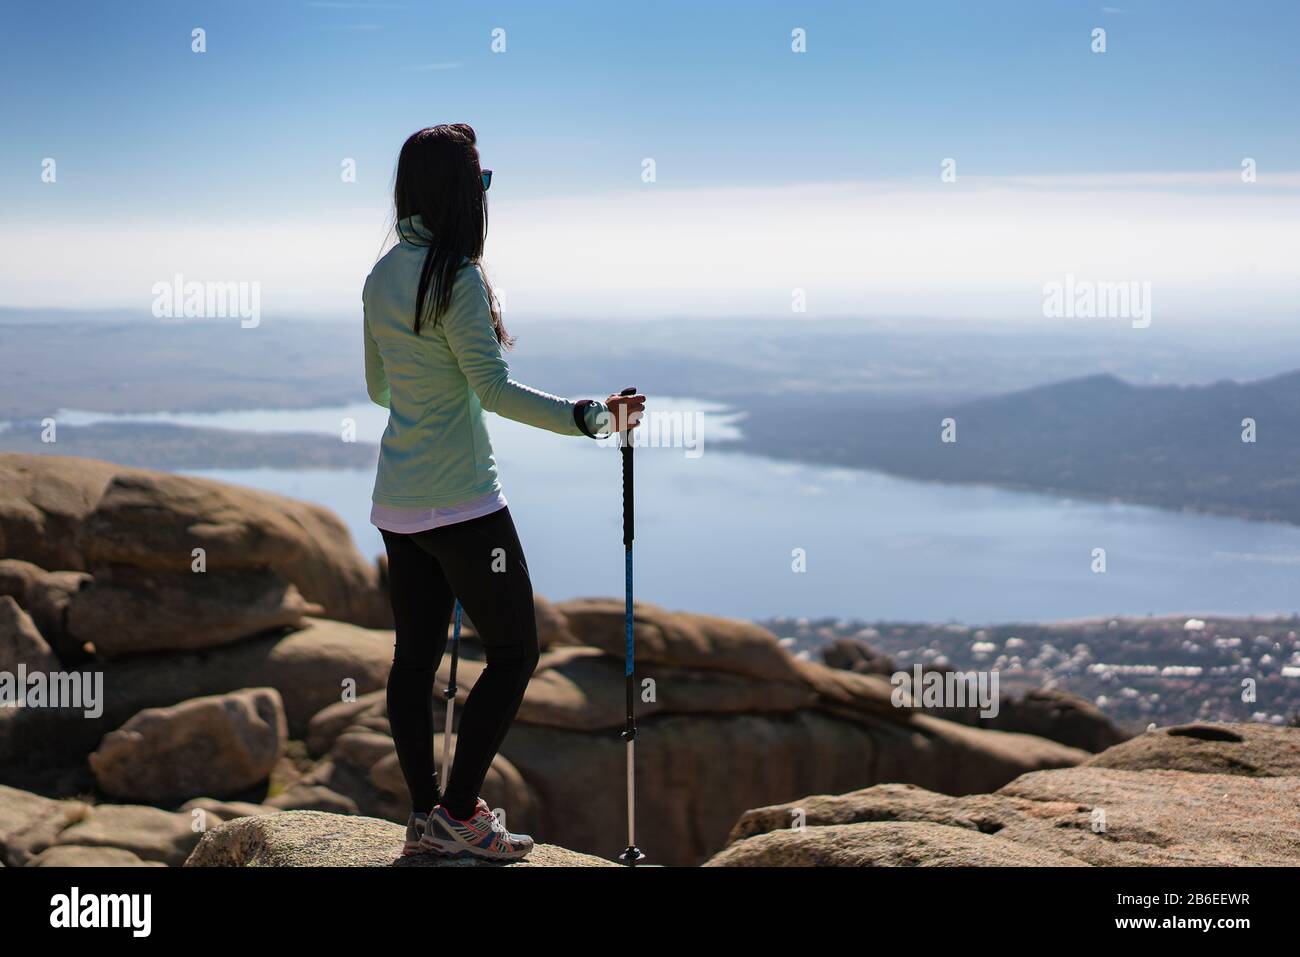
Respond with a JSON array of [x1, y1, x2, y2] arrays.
[[573, 399, 607, 438]]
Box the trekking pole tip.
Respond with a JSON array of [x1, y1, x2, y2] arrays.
[[619, 845, 645, 865]]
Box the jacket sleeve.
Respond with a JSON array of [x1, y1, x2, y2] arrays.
[[443, 265, 608, 436], [363, 279, 391, 409]]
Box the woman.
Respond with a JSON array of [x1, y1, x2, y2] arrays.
[[364, 124, 644, 861]]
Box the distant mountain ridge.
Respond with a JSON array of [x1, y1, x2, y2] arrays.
[[730, 369, 1300, 525]]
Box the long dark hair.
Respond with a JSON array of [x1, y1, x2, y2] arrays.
[[393, 124, 511, 346]]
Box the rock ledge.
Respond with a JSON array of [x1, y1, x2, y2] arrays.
[[185, 810, 616, 867]]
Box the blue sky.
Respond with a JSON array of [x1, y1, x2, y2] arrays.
[[2, 0, 1298, 318]]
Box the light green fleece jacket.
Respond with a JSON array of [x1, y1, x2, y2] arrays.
[[364, 216, 609, 508]]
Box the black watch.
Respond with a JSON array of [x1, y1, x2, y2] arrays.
[[573, 400, 601, 439]]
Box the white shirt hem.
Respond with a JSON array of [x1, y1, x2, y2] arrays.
[[370, 489, 508, 534]]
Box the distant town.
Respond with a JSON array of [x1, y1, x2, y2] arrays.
[[765, 613, 1300, 732]]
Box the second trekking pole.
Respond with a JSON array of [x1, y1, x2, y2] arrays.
[[616, 386, 645, 866], [440, 600, 462, 793]]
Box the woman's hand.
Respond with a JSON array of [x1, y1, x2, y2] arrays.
[[606, 392, 646, 432]]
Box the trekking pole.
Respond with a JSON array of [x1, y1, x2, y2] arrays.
[[440, 600, 462, 793], [616, 386, 645, 866]]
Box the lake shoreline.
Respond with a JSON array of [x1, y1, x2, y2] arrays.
[[8, 384, 1300, 533]]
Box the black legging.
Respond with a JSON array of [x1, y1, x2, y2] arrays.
[[380, 506, 539, 821]]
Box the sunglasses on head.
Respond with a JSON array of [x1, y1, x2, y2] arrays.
[[481, 169, 493, 191]]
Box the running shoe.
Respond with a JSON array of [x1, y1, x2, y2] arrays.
[[420, 799, 534, 861]]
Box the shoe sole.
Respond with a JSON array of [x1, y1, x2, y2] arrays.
[[418, 835, 532, 862]]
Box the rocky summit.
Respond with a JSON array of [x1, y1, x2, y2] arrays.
[[707, 723, 1300, 866], [185, 810, 614, 867]]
